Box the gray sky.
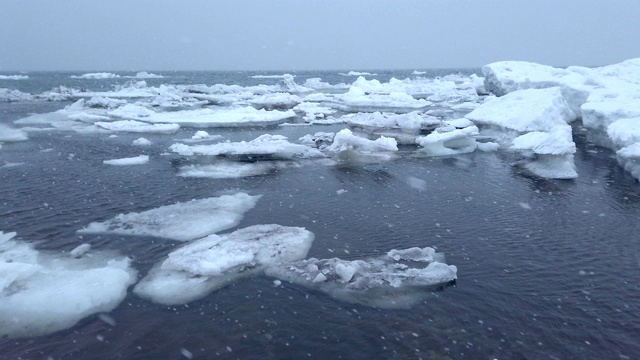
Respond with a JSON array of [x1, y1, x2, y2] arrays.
[[1, 0, 639, 71]]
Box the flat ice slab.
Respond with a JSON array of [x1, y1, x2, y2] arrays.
[[170, 134, 325, 159], [134, 224, 314, 305], [0, 231, 137, 338], [110, 105, 296, 128], [265, 246, 457, 309], [78, 193, 261, 242], [103, 155, 149, 166]]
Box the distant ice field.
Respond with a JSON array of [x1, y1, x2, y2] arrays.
[[1, 67, 640, 359]]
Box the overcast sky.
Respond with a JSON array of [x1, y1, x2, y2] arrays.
[[1, 0, 639, 71]]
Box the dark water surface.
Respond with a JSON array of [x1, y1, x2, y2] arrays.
[[1, 73, 640, 360]]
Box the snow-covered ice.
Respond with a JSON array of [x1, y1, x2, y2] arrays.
[[339, 71, 378, 76], [134, 224, 314, 305], [0, 231, 137, 338], [78, 193, 261, 242], [465, 88, 577, 132], [109, 105, 296, 128], [265, 247, 457, 308], [103, 155, 149, 166], [170, 134, 324, 160]]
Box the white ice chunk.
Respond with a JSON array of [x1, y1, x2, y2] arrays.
[[465, 87, 577, 132], [177, 161, 276, 179], [170, 134, 325, 159], [78, 193, 261, 242], [70, 243, 92, 258], [103, 155, 149, 166], [0, 231, 136, 338], [333, 86, 430, 113], [127, 71, 164, 79], [192, 130, 210, 139], [608, 118, 640, 148], [581, 98, 640, 131], [521, 155, 578, 179], [326, 129, 398, 153], [416, 125, 479, 156], [0, 88, 33, 102], [340, 71, 378, 76], [0, 75, 29, 80], [71, 72, 121, 79], [134, 224, 314, 305], [0, 124, 28, 142], [510, 127, 576, 155], [132, 137, 152, 146], [249, 93, 301, 110], [265, 247, 457, 309]]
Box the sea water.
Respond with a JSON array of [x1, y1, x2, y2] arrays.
[[1, 71, 639, 359]]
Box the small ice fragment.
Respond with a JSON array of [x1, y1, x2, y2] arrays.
[[273, 280, 282, 287], [96, 335, 105, 341], [98, 313, 116, 327], [70, 243, 91, 258], [336, 189, 348, 195], [406, 176, 427, 191], [313, 273, 327, 283], [192, 130, 210, 139], [519, 203, 532, 210], [132, 138, 151, 146], [103, 155, 149, 166], [180, 348, 193, 359]]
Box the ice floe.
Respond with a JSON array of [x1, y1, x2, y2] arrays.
[[170, 134, 324, 160], [0, 124, 28, 142], [0, 75, 28, 80], [103, 155, 149, 166], [78, 193, 261, 242], [332, 86, 431, 113], [109, 105, 296, 128], [134, 224, 314, 305], [265, 247, 457, 309], [0, 231, 137, 338]]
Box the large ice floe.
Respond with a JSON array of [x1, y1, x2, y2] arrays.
[[0, 231, 137, 338], [109, 104, 296, 127], [343, 111, 440, 144], [479, 57, 640, 180], [331, 86, 431, 113], [78, 193, 261, 242], [265, 247, 457, 309], [134, 224, 315, 305], [0, 74, 29, 80]]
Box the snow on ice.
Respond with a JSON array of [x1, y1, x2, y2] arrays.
[[78, 193, 261, 242]]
